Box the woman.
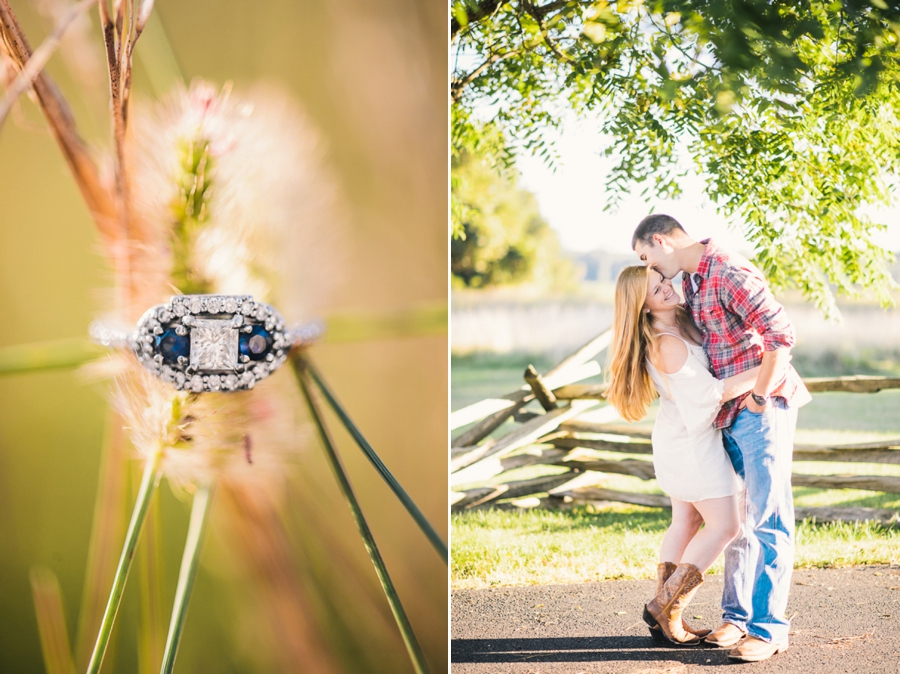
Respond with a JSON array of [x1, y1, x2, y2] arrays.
[[606, 265, 760, 646]]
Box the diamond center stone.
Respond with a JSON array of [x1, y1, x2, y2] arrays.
[[190, 319, 239, 371]]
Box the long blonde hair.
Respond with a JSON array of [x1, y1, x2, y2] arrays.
[[606, 265, 661, 422]]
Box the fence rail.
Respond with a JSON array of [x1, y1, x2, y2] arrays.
[[451, 329, 900, 526]]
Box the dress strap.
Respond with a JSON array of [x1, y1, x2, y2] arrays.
[[657, 331, 703, 352], [657, 331, 689, 343]]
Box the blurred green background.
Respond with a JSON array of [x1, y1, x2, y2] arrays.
[[0, 1, 447, 672]]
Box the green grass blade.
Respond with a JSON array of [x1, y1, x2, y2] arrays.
[[74, 412, 129, 669], [160, 481, 214, 674], [303, 356, 448, 562], [87, 451, 163, 674], [292, 356, 430, 674], [138, 495, 166, 674], [0, 337, 103, 375]]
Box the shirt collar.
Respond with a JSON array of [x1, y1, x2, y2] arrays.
[[695, 238, 717, 279], [690, 272, 700, 293]]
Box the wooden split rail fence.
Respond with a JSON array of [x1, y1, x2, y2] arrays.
[[451, 329, 900, 526]]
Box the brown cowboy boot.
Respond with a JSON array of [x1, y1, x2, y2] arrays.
[[643, 563, 705, 645], [646, 562, 711, 641]]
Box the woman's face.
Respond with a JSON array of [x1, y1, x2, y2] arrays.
[[644, 271, 680, 313]]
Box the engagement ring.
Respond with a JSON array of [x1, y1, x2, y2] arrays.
[[90, 295, 323, 393]]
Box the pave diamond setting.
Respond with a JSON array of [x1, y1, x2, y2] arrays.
[[132, 294, 292, 393]]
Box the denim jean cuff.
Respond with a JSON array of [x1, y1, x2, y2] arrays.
[[722, 618, 747, 632], [747, 630, 789, 645]]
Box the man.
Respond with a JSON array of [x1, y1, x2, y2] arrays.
[[631, 214, 811, 662]]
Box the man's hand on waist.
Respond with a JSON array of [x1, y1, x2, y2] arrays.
[[739, 391, 770, 413]]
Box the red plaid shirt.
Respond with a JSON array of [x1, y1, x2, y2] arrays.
[[682, 239, 810, 430]]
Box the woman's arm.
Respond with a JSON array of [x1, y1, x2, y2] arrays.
[[720, 366, 761, 403]]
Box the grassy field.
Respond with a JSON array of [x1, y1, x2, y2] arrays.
[[451, 353, 900, 590]]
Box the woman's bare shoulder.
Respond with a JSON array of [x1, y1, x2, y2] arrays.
[[654, 333, 688, 374]]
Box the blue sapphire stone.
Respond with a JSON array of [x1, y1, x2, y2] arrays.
[[239, 325, 273, 361], [156, 329, 190, 364]]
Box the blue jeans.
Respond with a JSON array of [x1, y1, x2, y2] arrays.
[[720, 399, 797, 644]]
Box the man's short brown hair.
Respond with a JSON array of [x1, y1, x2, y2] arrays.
[[631, 214, 686, 249]]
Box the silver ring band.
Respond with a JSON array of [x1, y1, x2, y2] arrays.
[[90, 295, 323, 393]]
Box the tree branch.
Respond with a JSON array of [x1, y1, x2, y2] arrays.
[[451, 48, 523, 102], [528, 0, 577, 20], [451, 0, 504, 41], [451, 1, 598, 99], [645, 10, 721, 75], [523, 1, 573, 63]]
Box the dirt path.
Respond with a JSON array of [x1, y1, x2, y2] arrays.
[[451, 565, 900, 674]]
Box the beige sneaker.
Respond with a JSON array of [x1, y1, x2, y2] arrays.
[[728, 636, 788, 662], [703, 622, 746, 648]]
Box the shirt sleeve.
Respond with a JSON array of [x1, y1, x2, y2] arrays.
[[718, 263, 796, 351], [665, 360, 726, 436]]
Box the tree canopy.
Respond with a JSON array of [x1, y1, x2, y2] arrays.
[[451, 0, 900, 316], [452, 144, 576, 289]]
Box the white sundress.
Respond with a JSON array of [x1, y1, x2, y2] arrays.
[[645, 332, 741, 503]]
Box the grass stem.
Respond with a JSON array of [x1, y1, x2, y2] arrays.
[[292, 356, 430, 674], [87, 450, 163, 674], [302, 355, 447, 562], [159, 481, 214, 674], [0, 337, 103, 375]]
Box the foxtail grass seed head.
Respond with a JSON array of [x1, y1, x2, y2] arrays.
[[126, 79, 344, 323], [100, 79, 341, 486], [114, 365, 308, 490]]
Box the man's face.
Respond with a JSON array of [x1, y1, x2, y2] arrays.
[[634, 235, 680, 280]]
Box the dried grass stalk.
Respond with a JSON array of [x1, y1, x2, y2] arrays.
[[0, 0, 98, 127], [30, 566, 77, 674], [0, 0, 115, 224]]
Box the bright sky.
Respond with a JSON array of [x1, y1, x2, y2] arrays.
[[515, 112, 900, 257]]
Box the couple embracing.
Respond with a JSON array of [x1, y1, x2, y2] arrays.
[[606, 215, 812, 662]]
